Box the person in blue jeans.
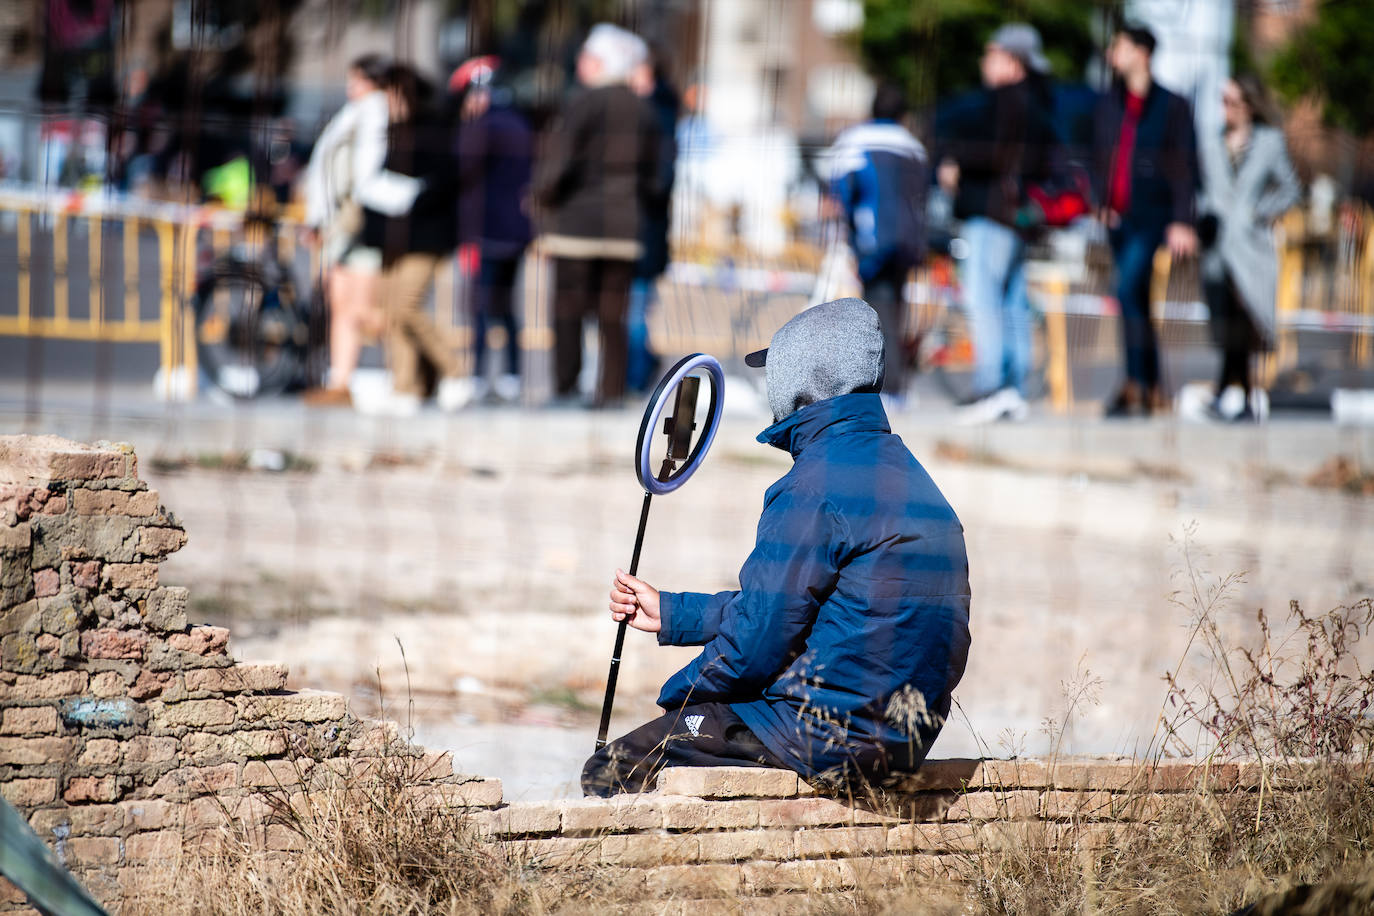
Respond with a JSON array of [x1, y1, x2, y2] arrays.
[[959, 218, 1032, 414], [1092, 24, 1199, 417], [937, 24, 1057, 424]]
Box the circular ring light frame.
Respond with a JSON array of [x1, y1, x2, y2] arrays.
[[635, 353, 725, 495]]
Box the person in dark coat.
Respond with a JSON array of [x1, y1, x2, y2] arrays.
[[583, 298, 972, 796], [1092, 24, 1200, 418], [451, 56, 535, 405], [937, 24, 1057, 424], [356, 64, 465, 415], [534, 24, 660, 407]]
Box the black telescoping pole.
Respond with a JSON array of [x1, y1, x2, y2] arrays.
[[595, 489, 654, 750]]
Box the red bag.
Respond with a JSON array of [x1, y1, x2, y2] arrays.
[[1025, 173, 1091, 228]]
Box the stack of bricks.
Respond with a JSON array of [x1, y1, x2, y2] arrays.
[[0, 435, 500, 913], [476, 757, 1243, 903]]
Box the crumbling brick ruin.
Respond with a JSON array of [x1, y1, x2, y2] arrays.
[[0, 435, 497, 912], [0, 434, 1304, 912]]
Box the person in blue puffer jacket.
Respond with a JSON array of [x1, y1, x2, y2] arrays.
[[582, 297, 972, 796], [827, 84, 928, 400]]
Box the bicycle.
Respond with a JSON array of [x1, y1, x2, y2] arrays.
[[909, 248, 1049, 404], [191, 208, 326, 399]]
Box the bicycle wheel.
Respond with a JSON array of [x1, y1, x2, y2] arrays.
[[193, 258, 307, 398], [926, 304, 1049, 403]]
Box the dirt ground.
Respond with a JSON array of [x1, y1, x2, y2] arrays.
[[145, 412, 1374, 798]]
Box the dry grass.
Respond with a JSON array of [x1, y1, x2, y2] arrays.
[[125, 657, 606, 916], [124, 746, 598, 915], [914, 533, 1374, 916]]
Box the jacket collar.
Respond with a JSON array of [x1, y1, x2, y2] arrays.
[[1113, 77, 1162, 110], [757, 392, 890, 457]]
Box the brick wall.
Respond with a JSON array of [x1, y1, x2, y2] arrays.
[[480, 757, 1256, 900], [0, 435, 498, 912], [0, 434, 1294, 912]]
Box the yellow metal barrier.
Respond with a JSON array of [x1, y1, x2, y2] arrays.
[[0, 197, 305, 398], [1147, 204, 1374, 387], [4, 193, 1370, 406], [1041, 272, 1074, 412], [1351, 207, 1374, 367], [15, 212, 29, 335], [1, 205, 172, 363]]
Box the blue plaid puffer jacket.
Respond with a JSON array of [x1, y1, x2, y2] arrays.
[[656, 392, 972, 784]]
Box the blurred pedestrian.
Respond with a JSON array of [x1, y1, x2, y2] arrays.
[[356, 63, 466, 415], [1093, 24, 1200, 418], [1196, 75, 1300, 422], [826, 81, 928, 403], [626, 46, 680, 394], [535, 24, 660, 407], [939, 23, 1057, 423], [301, 54, 390, 407], [449, 56, 535, 406]]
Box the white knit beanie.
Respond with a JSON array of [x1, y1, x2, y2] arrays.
[[581, 23, 648, 86]]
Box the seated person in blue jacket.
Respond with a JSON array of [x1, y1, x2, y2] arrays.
[[582, 297, 972, 797]]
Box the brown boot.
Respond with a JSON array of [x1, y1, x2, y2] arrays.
[[302, 387, 352, 408], [1104, 381, 1144, 418], [1145, 385, 1170, 415]]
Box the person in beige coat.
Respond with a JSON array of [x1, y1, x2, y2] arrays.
[[1197, 75, 1301, 421]]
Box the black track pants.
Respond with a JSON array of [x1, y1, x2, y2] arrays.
[[582, 701, 790, 797]]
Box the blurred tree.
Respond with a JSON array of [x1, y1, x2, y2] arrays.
[[1271, 0, 1374, 135], [854, 0, 1109, 106]]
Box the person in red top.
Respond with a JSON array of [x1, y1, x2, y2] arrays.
[[1092, 24, 1200, 417]]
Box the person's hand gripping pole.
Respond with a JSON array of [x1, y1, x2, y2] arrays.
[[610, 569, 660, 632]]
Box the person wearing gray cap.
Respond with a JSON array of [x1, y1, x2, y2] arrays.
[[936, 22, 1057, 424], [584, 297, 971, 796]]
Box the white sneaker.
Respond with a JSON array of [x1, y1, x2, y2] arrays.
[[1216, 384, 1247, 420], [954, 388, 1006, 425], [1174, 382, 1215, 423], [955, 388, 1026, 425], [999, 387, 1028, 422], [493, 373, 521, 403], [436, 377, 476, 412], [356, 391, 420, 417]]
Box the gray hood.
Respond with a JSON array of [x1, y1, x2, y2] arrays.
[[749, 298, 885, 422]]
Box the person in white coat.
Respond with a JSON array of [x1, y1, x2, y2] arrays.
[[301, 55, 391, 407], [1197, 74, 1301, 421]]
